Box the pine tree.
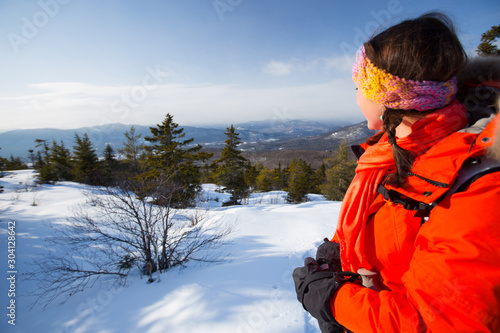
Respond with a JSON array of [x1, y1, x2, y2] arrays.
[[50, 140, 73, 181], [320, 140, 357, 201], [118, 126, 145, 174], [4, 155, 28, 171], [73, 133, 99, 185], [214, 125, 250, 205], [311, 162, 327, 194], [256, 166, 285, 192], [34, 139, 56, 183], [143, 114, 212, 207], [102, 144, 117, 185], [0, 149, 5, 176], [285, 158, 314, 204], [27, 149, 36, 168], [256, 167, 273, 192], [477, 25, 500, 56], [275, 163, 288, 190], [244, 163, 261, 192]]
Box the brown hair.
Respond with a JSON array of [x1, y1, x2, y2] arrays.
[[364, 12, 467, 185]]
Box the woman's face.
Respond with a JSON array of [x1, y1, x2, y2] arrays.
[[356, 88, 383, 130]]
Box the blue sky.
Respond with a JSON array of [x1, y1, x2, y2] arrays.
[[0, 0, 498, 131]]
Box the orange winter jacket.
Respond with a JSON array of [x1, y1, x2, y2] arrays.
[[331, 111, 500, 332]]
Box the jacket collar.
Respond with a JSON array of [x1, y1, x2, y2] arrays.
[[384, 111, 499, 204]]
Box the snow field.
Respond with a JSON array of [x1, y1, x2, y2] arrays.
[[0, 170, 341, 333]]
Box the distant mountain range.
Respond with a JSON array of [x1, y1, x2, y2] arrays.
[[0, 120, 376, 159], [240, 121, 378, 151]]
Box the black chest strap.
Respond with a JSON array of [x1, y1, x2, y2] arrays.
[[377, 155, 500, 219]]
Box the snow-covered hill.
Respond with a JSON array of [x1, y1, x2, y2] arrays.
[[0, 170, 342, 333]]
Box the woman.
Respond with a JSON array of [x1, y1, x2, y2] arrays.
[[293, 12, 500, 332]]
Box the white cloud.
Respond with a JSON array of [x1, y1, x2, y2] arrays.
[[323, 54, 356, 72], [263, 54, 355, 77], [263, 61, 294, 76], [0, 79, 362, 131]]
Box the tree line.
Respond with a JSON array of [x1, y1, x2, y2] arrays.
[[23, 112, 357, 306], [0, 149, 28, 174], [22, 112, 357, 306], [24, 113, 357, 205]]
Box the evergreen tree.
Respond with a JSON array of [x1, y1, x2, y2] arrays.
[[143, 114, 212, 207], [320, 140, 357, 201], [73, 133, 99, 185], [34, 139, 56, 183], [256, 165, 285, 192], [102, 143, 117, 185], [0, 150, 5, 176], [0, 147, 26, 174], [275, 163, 288, 190], [244, 163, 261, 192], [214, 125, 250, 205], [311, 162, 327, 194], [6, 155, 28, 170], [50, 140, 73, 181], [118, 126, 145, 174], [256, 167, 274, 192], [285, 158, 314, 204], [477, 25, 500, 56], [27, 149, 36, 168]]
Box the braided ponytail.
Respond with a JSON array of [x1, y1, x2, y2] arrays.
[[382, 108, 414, 185]]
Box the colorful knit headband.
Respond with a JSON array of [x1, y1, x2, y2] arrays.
[[352, 46, 458, 111]]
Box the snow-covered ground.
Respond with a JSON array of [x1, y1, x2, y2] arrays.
[[0, 170, 342, 333]]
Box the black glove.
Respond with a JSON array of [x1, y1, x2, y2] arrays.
[[316, 238, 342, 272], [317, 319, 344, 333], [293, 240, 359, 333]]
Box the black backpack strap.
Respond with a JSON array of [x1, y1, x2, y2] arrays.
[[350, 144, 366, 160], [377, 155, 500, 219], [444, 155, 500, 195], [377, 184, 435, 214]]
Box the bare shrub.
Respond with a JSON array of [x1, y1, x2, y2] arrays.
[[26, 177, 232, 307]]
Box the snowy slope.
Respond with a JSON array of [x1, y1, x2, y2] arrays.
[[0, 170, 342, 333]]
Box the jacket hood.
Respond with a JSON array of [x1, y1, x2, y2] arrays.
[[456, 56, 500, 160], [492, 97, 500, 161], [457, 56, 500, 87]]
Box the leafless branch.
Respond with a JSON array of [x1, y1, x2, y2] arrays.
[[25, 175, 232, 307]]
